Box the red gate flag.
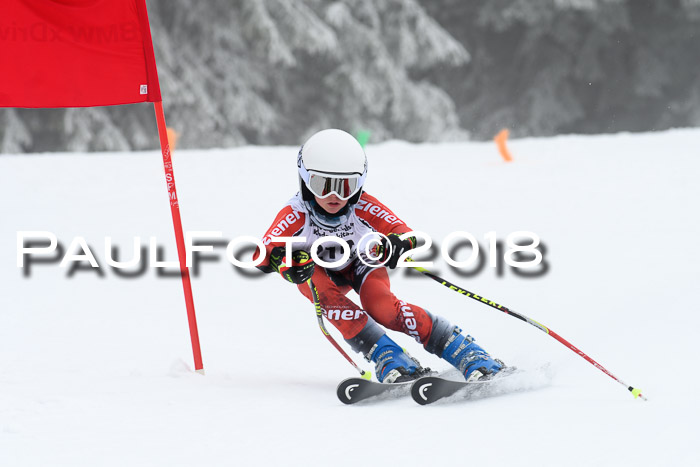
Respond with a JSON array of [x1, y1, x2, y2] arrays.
[[0, 0, 161, 107], [1, 0, 205, 373]]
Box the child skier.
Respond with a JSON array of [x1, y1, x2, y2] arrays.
[[256, 129, 504, 383]]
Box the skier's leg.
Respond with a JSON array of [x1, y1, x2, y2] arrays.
[[358, 267, 503, 382], [358, 267, 433, 344], [298, 266, 427, 383], [424, 314, 504, 381], [296, 266, 366, 339], [346, 317, 428, 383], [342, 266, 431, 382]]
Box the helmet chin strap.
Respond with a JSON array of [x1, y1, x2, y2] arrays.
[[306, 199, 350, 229]]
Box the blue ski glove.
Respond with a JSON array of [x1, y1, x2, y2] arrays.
[[269, 247, 315, 284], [376, 233, 417, 269]]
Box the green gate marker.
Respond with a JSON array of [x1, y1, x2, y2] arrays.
[[355, 130, 371, 148]]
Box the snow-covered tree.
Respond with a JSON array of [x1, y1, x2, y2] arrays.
[[421, 0, 700, 138], [0, 109, 32, 154], [148, 0, 470, 146], [2, 0, 469, 152], [2, 0, 700, 152]]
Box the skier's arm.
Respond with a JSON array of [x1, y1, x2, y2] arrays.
[[254, 205, 307, 275], [356, 192, 417, 268], [355, 192, 413, 236]]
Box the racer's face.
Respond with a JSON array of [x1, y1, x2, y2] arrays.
[[315, 194, 347, 214]]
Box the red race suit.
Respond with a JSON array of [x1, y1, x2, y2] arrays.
[[256, 192, 435, 345]]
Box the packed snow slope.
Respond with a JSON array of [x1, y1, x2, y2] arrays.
[[1, 130, 699, 467]]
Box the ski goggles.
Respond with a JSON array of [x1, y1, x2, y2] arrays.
[[306, 172, 363, 200]]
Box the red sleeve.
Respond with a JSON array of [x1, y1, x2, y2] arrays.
[[254, 205, 306, 271], [355, 192, 412, 235]]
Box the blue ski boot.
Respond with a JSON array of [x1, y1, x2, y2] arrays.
[[366, 334, 429, 383], [441, 326, 503, 382]]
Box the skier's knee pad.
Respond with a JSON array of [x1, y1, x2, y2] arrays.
[[345, 315, 385, 355], [424, 312, 456, 358]]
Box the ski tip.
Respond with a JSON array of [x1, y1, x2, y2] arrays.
[[410, 376, 443, 405], [337, 378, 362, 405]]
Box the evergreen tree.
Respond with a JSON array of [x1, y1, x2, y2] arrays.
[[420, 0, 700, 138], [1, 0, 469, 152], [0, 109, 31, 154]]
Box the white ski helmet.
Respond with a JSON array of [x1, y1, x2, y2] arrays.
[[297, 129, 367, 204]]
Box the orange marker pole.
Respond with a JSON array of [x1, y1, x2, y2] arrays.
[[167, 127, 180, 151], [494, 129, 513, 162]]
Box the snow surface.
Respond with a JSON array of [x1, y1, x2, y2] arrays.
[[1, 130, 699, 466]]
